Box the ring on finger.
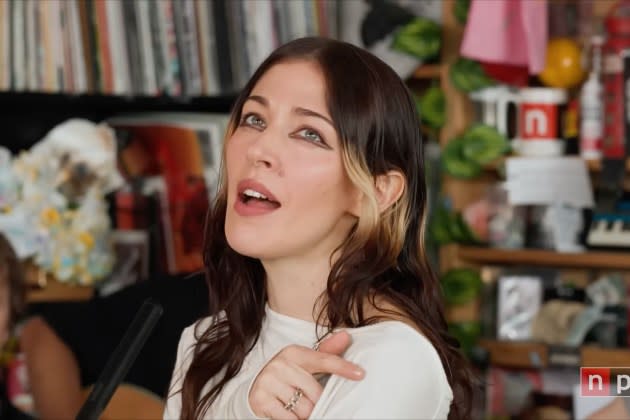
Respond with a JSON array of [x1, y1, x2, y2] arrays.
[[283, 387, 303, 412]]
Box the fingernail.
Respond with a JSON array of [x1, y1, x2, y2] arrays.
[[354, 369, 365, 378]]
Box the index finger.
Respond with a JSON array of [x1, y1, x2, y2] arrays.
[[301, 351, 365, 381]]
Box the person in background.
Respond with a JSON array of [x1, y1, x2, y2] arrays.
[[18, 271, 208, 420], [165, 36, 475, 420], [0, 233, 31, 420]]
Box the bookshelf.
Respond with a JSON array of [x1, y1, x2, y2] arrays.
[[433, 2, 630, 409], [1, 0, 340, 97], [1, 0, 340, 153]]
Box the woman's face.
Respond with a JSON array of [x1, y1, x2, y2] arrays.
[[224, 60, 360, 261]]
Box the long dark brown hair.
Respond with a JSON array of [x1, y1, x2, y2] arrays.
[[180, 37, 474, 419], [0, 233, 26, 331]]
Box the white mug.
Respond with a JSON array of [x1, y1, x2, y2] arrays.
[[470, 86, 568, 157]]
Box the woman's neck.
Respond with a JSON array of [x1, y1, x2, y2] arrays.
[[263, 257, 330, 323], [263, 259, 411, 329]]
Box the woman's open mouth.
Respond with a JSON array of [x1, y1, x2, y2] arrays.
[[240, 188, 281, 208], [234, 181, 281, 216]]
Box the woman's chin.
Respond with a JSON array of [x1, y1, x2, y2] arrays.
[[226, 231, 274, 259]]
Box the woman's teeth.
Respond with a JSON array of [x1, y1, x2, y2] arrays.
[[243, 188, 268, 200]]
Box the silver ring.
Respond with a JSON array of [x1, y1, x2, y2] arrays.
[[284, 388, 303, 412]]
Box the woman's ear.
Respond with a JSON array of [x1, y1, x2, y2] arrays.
[[375, 170, 405, 213]]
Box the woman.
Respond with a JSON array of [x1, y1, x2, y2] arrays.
[[165, 37, 473, 420]]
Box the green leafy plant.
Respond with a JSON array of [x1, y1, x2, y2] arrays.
[[448, 320, 482, 357], [441, 268, 483, 305], [454, 0, 471, 25], [442, 124, 509, 179], [428, 204, 480, 245], [442, 136, 482, 179], [461, 124, 510, 164], [450, 57, 494, 92], [415, 85, 446, 129], [392, 17, 441, 61]]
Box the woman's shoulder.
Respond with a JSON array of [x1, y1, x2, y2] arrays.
[[348, 320, 441, 361], [351, 300, 443, 364], [314, 321, 453, 419], [345, 319, 451, 392]]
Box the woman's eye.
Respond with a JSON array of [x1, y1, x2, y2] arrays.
[[242, 113, 266, 128], [296, 128, 324, 144]]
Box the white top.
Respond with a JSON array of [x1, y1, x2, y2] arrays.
[[164, 305, 453, 419]]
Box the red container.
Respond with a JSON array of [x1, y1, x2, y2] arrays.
[[603, 1, 630, 159]]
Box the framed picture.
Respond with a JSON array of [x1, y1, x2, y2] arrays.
[[99, 229, 150, 296]]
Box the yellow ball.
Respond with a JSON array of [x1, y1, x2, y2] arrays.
[[539, 38, 586, 89]]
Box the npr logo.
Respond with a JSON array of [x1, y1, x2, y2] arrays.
[[581, 368, 630, 397]]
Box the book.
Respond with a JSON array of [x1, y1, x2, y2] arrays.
[[107, 113, 229, 275], [212, 0, 234, 93]]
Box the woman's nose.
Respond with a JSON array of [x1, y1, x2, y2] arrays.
[[245, 129, 281, 170]]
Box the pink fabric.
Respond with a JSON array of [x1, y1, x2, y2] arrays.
[[460, 0, 548, 74]]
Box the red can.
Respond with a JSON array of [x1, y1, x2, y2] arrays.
[[603, 1, 630, 159]]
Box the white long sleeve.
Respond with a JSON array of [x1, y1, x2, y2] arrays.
[[164, 306, 452, 419], [309, 322, 452, 419], [163, 321, 259, 420], [163, 326, 188, 419]]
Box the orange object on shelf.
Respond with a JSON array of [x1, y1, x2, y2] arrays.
[[538, 38, 586, 89]]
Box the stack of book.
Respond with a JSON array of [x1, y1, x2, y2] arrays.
[[1, 0, 340, 96]]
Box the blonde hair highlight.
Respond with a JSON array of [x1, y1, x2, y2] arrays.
[[340, 144, 410, 266]]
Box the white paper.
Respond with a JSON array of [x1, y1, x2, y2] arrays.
[[503, 157, 594, 208]]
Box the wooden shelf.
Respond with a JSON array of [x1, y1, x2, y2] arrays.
[[453, 245, 630, 270], [27, 281, 94, 303], [478, 339, 630, 369], [585, 158, 630, 172], [411, 64, 442, 80], [0, 91, 238, 111], [24, 264, 94, 303], [482, 157, 630, 174], [478, 339, 549, 368]]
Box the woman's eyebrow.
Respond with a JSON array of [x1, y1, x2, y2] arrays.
[[294, 107, 334, 127], [245, 95, 334, 127], [245, 95, 268, 106]]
